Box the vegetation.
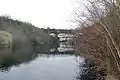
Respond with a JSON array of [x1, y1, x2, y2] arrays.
[[0, 16, 51, 43], [0, 16, 53, 71], [74, 0, 120, 79], [0, 16, 52, 54], [76, 59, 105, 80]]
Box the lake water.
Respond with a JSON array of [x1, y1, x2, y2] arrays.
[[0, 54, 84, 80]]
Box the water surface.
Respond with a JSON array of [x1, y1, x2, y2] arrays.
[[0, 35, 85, 80], [0, 54, 84, 80]]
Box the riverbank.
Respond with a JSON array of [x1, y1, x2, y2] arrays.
[[74, 25, 120, 80], [73, 0, 120, 79]]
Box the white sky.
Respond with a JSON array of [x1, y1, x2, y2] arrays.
[[0, 0, 76, 29]]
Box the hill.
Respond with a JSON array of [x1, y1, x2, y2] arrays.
[[0, 16, 52, 54]]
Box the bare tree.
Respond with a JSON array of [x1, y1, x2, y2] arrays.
[[74, 0, 120, 79]]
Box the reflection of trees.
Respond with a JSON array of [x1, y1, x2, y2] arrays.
[[0, 30, 74, 72], [0, 50, 38, 72], [75, 59, 105, 80], [0, 42, 52, 72], [0, 16, 53, 72]]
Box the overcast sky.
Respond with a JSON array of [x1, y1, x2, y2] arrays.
[[0, 0, 76, 29]]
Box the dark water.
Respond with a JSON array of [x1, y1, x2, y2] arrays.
[[0, 54, 84, 80], [0, 41, 85, 80]]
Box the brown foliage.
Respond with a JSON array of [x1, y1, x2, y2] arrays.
[[75, 25, 106, 62], [74, 0, 120, 79], [74, 24, 120, 79]]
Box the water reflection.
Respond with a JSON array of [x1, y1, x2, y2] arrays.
[[0, 54, 85, 80], [0, 40, 75, 71], [57, 42, 74, 52], [0, 41, 86, 80], [0, 50, 38, 72]]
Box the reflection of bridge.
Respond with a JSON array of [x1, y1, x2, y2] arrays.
[[43, 50, 75, 54], [49, 51, 75, 54], [40, 28, 75, 54]]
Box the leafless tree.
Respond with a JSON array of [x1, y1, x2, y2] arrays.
[[74, 0, 120, 79]]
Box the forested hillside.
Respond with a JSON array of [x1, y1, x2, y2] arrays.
[[0, 16, 52, 54]]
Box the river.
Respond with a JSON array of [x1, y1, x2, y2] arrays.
[[0, 54, 84, 80], [0, 40, 86, 80]]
